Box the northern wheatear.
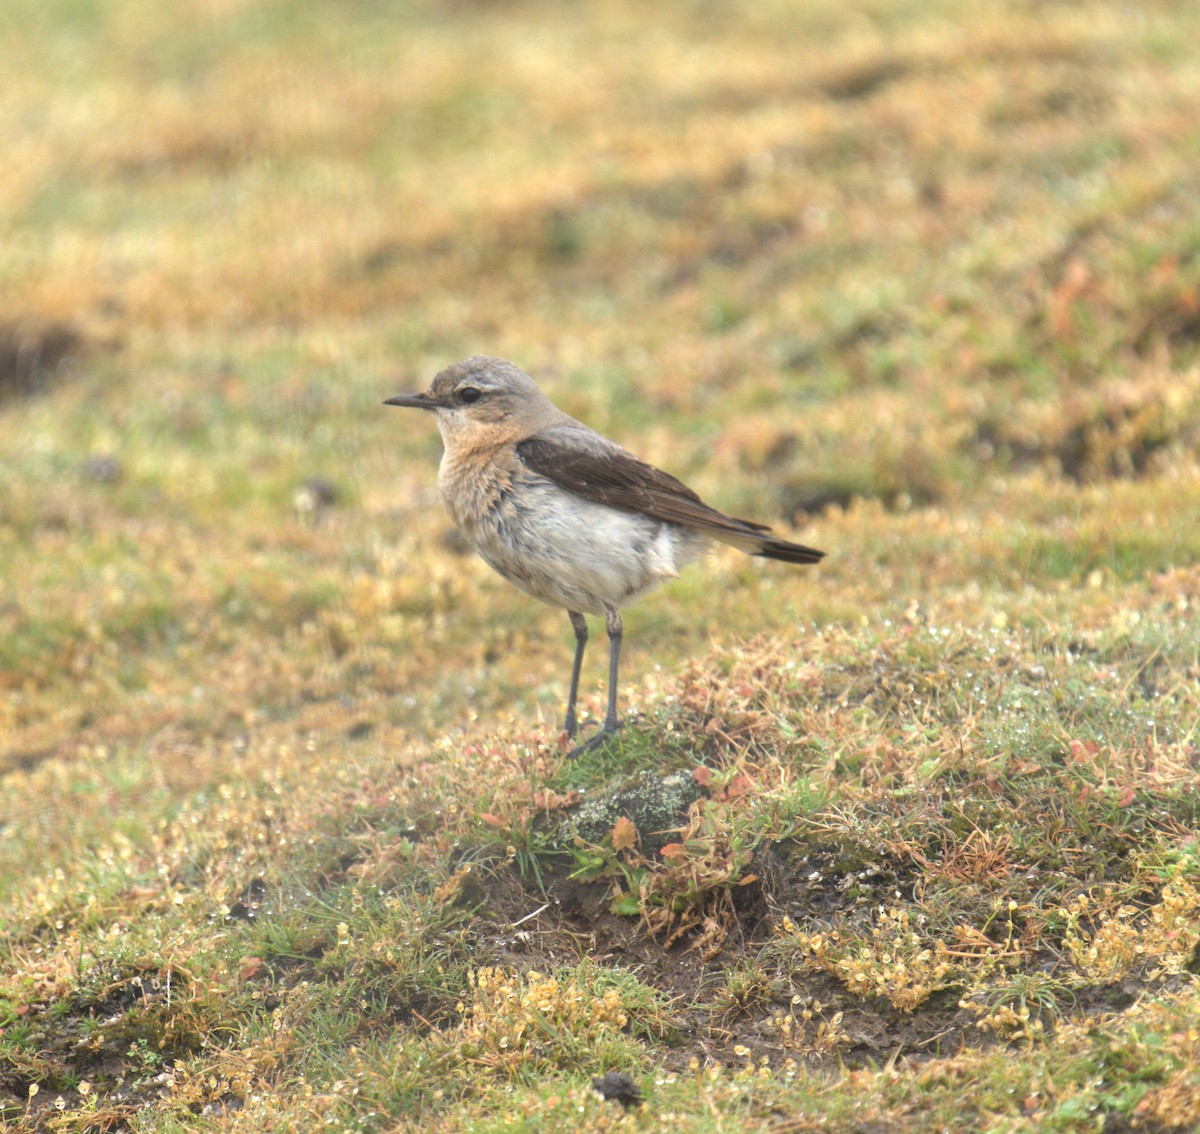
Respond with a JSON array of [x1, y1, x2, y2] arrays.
[[385, 356, 824, 753]]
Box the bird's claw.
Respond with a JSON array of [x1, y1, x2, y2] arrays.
[[565, 719, 623, 758]]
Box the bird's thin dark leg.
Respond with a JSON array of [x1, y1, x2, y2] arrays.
[[563, 611, 588, 738], [568, 606, 623, 756], [601, 606, 622, 734]]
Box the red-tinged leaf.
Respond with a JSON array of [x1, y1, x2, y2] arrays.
[[611, 816, 638, 852], [738, 874, 759, 886], [239, 956, 265, 981], [693, 766, 713, 787], [660, 842, 688, 860], [479, 813, 507, 828], [723, 774, 753, 800], [1116, 786, 1136, 807]]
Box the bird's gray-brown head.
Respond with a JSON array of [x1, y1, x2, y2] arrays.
[[384, 356, 565, 447]]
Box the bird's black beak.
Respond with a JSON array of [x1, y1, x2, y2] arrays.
[[383, 391, 444, 410]]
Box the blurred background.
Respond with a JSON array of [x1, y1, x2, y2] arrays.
[[3, 0, 1200, 877]]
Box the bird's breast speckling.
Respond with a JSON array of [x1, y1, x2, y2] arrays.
[[436, 443, 705, 615]]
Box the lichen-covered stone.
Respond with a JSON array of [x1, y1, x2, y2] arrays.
[[567, 769, 703, 853]]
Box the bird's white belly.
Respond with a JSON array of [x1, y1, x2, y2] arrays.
[[456, 482, 705, 615]]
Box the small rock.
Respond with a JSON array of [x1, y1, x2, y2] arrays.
[[82, 454, 123, 484], [569, 770, 703, 855], [592, 1071, 643, 1109], [293, 477, 339, 518]]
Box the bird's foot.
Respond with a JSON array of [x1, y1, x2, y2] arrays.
[[561, 713, 601, 743], [565, 718, 623, 758]]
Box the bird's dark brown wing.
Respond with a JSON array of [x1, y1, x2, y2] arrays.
[[516, 435, 824, 565]]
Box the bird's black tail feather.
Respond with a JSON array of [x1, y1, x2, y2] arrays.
[[753, 538, 825, 565]]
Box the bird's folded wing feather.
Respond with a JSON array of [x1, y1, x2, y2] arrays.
[[516, 435, 774, 539]]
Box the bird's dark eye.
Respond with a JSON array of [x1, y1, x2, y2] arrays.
[[458, 386, 483, 405]]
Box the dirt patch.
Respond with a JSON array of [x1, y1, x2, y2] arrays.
[[756, 838, 927, 921], [0, 320, 85, 403], [466, 859, 985, 1073], [464, 827, 1193, 1081], [468, 865, 708, 989], [0, 959, 209, 1123]]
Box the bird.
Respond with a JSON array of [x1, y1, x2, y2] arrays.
[[384, 356, 824, 754]]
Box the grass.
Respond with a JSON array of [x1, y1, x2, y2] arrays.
[[3, 0, 1200, 1130]]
